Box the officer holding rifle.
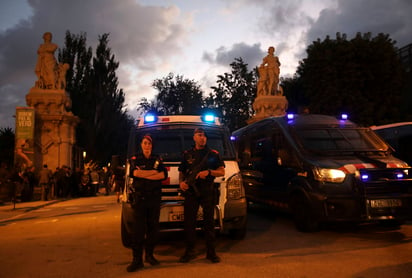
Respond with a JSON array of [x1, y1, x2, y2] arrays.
[[178, 128, 225, 263]]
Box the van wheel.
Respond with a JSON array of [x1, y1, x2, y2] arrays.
[[229, 227, 246, 240], [228, 218, 247, 240], [291, 195, 319, 232]]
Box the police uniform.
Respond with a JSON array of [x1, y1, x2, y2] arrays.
[[178, 146, 225, 260], [128, 153, 167, 265]]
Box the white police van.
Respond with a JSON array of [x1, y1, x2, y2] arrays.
[[121, 113, 247, 243]]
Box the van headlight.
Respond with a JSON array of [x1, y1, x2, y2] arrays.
[[313, 167, 346, 183], [226, 173, 244, 200]]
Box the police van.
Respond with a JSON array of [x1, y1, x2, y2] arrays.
[[232, 113, 412, 232], [121, 113, 247, 242]]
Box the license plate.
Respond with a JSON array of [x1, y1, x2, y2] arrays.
[[168, 207, 203, 222], [369, 199, 402, 208], [169, 211, 185, 222]]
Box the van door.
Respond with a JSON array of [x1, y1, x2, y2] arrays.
[[243, 123, 300, 209]]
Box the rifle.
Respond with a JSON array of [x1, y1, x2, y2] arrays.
[[184, 150, 211, 197]]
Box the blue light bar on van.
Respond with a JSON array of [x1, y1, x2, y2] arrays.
[[341, 113, 348, 120], [202, 114, 215, 123], [361, 174, 369, 181], [395, 172, 404, 179], [287, 114, 295, 120], [395, 171, 405, 180], [230, 135, 236, 141], [144, 113, 157, 123]]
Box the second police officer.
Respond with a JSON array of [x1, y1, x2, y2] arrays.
[[178, 128, 225, 263]]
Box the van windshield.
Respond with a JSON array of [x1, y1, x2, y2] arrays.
[[293, 127, 389, 154], [129, 125, 236, 161]]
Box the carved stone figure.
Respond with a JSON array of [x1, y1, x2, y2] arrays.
[[257, 66, 268, 96], [35, 32, 59, 89], [57, 63, 70, 89], [258, 46, 281, 96]]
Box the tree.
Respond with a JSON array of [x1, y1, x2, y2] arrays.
[[0, 127, 14, 167], [59, 31, 93, 119], [59, 32, 134, 165], [139, 73, 205, 115], [207, 58, 257, 131], [297, 32, 406, 125], [280, 75, 308, 114]]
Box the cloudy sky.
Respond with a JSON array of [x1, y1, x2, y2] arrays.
[[0, 0, 411, 129]]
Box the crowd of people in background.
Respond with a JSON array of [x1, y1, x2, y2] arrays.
[[0, 161, 125, 204]]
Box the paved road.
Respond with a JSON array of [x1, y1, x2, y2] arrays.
[[1, 195, 411, 278]]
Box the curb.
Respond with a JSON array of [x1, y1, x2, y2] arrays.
[[0, 199, 66, 222]]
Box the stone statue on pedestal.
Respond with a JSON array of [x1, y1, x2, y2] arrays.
[[249, 46, 288, 123], [25, 32, 79, 172]]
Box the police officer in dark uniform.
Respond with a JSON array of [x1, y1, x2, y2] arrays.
[[178, 128, 225, 263], [126, 134, 168, 272]]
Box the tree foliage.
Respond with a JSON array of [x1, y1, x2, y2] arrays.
[[144, 73, 205, 115], [280, 75, 307, 114], [207, 58, 257, 131], [0, 127, 14, 167], [59, 32, 134, 165], [297, 32, 406, 125], [137, 58, 257, 132]]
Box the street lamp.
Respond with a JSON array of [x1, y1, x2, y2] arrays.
[[82, 151, 86, 168]]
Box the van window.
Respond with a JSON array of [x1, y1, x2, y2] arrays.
[[372, 123, 412, 164], [130, 125, 236, 161], [294, 128, 387, 153]]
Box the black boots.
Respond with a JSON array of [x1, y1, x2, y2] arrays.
[[206, 249, 221, 263], [145, 254, 160, 266], [126, 258, 144, 272], [179, 249, 197, 263], [127, 253, 160, 272], [127, 248, 145, 272], [179, 248, 221, 263]]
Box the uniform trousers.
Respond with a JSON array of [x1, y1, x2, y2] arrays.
[[129, 193, 161, 259], [183, 185, 217, 251]]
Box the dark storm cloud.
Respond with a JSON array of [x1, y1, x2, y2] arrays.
[[202, 42, 265, 70], [307, 0, 412, 47], [259, 0, 312, 33], [0, 0, 188, 128], [250, 0, 316, 70]]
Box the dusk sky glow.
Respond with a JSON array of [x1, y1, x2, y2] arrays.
[[0, 0, 411, 128]]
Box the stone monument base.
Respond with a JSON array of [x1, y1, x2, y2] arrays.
[[249, 95, 288, 123], [26, 88, 79, 171]]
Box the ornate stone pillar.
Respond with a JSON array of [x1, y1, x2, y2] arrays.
[[26, 88, 79, 171], [24, 32, 78, 171]]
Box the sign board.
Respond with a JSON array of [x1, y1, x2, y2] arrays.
[[14, 107, 35, 171]]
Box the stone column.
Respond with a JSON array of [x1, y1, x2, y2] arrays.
[[26, 88, 79, 171]]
